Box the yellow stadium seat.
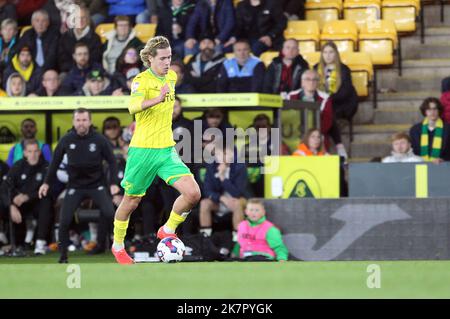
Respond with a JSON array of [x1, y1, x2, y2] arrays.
[[19, 25, 32, 37], [225, 53, 235, 59], [343, 0, 381, 29], [134, 23, 157, 43], [381, 0, 419, 32], [341, 52, 373, 97], [320, 20, 359, 52], [233, 0, 242, 7], [302, 51, 321, 68], [183, 54, 193, 65], [305, 0, 342, 29], [260, 51, 279, 67], [284, 20, 320, 53], [0, 143, 14, 162], [359, 20, 398, 65], [95, 23, 114, 43]]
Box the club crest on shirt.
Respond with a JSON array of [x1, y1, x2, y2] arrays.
[[169, 81, 176, 90], [89, 143, 96, 152], [36, 173, 42, 181], [132, 81, 140, 93]]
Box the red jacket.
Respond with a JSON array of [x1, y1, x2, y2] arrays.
[[440, 92, 450, 124]]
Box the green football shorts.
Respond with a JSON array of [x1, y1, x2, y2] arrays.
[[121, 146, 192, 197]]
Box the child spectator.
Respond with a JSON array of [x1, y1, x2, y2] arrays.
[[232, 198, 288, 261], [5, 72, 26, 97], [382, 132, 423, 163], [292, 128, 328, 156]]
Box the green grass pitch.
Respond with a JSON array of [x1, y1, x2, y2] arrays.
[[1, 252, 450, 298]]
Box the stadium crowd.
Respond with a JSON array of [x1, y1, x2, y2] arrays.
[[0, 0, 449, 262]]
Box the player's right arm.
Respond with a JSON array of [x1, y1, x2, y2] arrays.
[[128, 76, 169, 115]]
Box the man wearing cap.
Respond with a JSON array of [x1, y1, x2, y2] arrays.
[[76, 68, 118, 96], [3, 45, 42, 94]]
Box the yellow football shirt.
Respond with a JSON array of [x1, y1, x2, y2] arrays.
[[128, 68, 177, 148]]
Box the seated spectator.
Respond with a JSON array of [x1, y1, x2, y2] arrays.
[[5, 72, 26, 97], [156, 0, 195, 58], [232, 198, 288, 261], [281, 0, 305, 20], [58, 5, 103, 73], [184, 0, 235, 56], [7, 118, 52, 167], [102, 15, 143, 75], [185, 35, 225, 93], [314, 42, 358, 122], [16, 9, 59, 71], [0, 1, 16, 25], [61, 42, 103, 95], [116, 67, 140, 95], [440, 86, 450, 124], [76, 68, 120, 96], [136, 0, 160, 24], [292, 128, 328, 156], [0, 72, 6, 96], [114, 47, 143, 82], [409, 97, 450, 163], [441, 76, 450, 93], [172, 96, 194, 166], [0, 18, 18, 71], [31, 69, 64, 97], [3, 45, 43, 95], [217, 39, 265, 93], [102, 116, 126, 159], [287, 69, 348, 159], [232, 0, 287, 56], [382, 132, 424, 163], [105, 0, 146, 23], [199, 142, 248, 239], [170, 60, 196, 93], [2, 139, 53, 255], [263, 38, 309, 96], [79, 0, 109, 26], [198, 108, 233, 144]]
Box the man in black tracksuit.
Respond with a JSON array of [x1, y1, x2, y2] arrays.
[[39, 108, 119, 263], [2, 140, 53, 254]]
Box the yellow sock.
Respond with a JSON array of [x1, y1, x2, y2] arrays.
[[113, 219, 129, 245], [165, 211, 187, 232]]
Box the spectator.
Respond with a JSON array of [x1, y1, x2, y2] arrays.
[[3, 45, 43, 95], [102, 15, 143, 75], [263, 38, 309, 96], [199, 108, 233, 145], [79, 0, 109, 26], [61, 42, 102, 94], [0, 158, 9, 248], [199, 141, 248, 239], [136, 0, 161, 24], [217, 39, 265, 93], [172, 96, 195, 168], [76, 68, 120, 96], [382, 132, 423, 163], [440, 85, 450, 124], [281, 0, 305, 20], [116, 66, 140, 95], [0, 71, 5, 96], [115, 46, 143, 80], [105, 0, 146, 22], [441, 76, 450, 93], [292, 128, 328, 156], [32, 69, 64, 96], [13, 0, 47, 27], [184, 0, 235, 56], [38, 108, 119, 263], [170, 60, 196, 93], [287, 69, 348, 159], [3, 139, 53, 255], [233, 0, 287, 56], [232, 198, 288, 261], [184, 35, 225, 93], [0, 18, 18, 70], [314, 41, 358, 122], [6, 118, 52, 167], [410, 97, 450, 163], [5, 72, 26, 97], [102, 116, 126, 159], [58, 6, 103, 73], [155, 0, 195, 58], [16, 9, 59, 71], [0, 0, 16, 23]]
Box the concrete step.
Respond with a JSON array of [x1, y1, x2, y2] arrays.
[[344, 132, 392, 143], [350, 141, 391, 159], [361, 100, 422, 110], [376, 60, 450, 84], [343, 123, 411, 134], [402, 43, 450, 59], [373, 108, 422, 124], [422, 4, 450, 28], [376, 91, 441, 101]]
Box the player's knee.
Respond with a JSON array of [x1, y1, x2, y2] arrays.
[[185, 187, 201, 205], [124, 196, 141, 211]]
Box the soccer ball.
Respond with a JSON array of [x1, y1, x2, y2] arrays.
[[157, 237, 185, 263]]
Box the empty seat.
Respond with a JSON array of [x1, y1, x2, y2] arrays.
[[134, 23, 157, 43], [284, 20, 320, 53], [359, 19, 398, 65], [340, 51, 373, 97], [95, 23, 114, 43], [302, 51, 321, 68], [320, 20, 359, 52], [343, 0, 381, 29], [260, 51, 279, 67], [305, 0, 343, 29], [381, 0, 420, 32]]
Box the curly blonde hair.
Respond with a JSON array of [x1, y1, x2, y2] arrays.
[[140, 36, 171, 68]]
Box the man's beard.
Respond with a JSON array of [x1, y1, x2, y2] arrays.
[[201, 48, 215, 60]]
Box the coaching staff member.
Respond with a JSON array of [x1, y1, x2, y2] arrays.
[[39, 108, 120, 263]]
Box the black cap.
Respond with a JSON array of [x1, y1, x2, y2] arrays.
[[87, 69, 104, 81]]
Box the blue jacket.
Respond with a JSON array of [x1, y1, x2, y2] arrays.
[[186, 0, 235, 43], [204, 161, 248, 203], [106, 0, 146, 16]]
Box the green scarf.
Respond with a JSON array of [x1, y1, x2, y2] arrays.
[[420, 118, 443, 161]]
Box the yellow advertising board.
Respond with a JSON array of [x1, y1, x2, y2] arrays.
[[264, 156, 340, 199]]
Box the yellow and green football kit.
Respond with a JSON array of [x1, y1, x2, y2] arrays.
[[121, 68, 192, 196]]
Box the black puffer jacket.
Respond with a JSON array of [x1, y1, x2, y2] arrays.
[[263, 55, 309, 94]]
